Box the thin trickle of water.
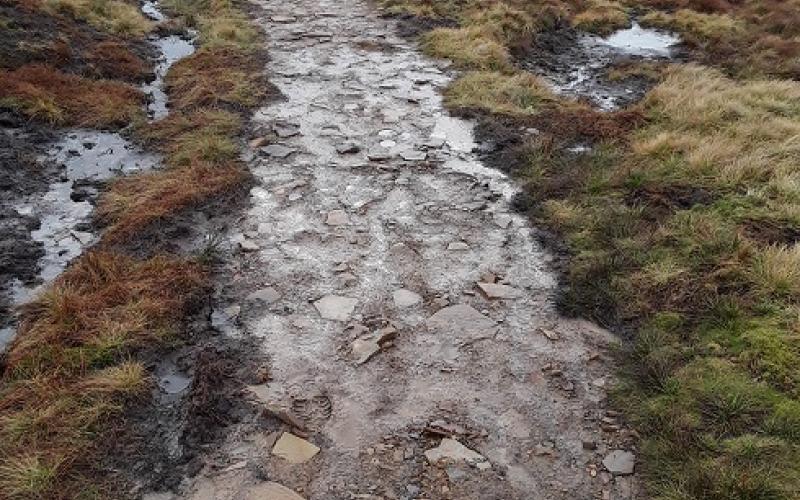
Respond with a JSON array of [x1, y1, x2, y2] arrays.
[[142, 35, 195, 119]]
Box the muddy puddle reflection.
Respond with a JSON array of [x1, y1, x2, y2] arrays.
[[521, 21, 680, 110]]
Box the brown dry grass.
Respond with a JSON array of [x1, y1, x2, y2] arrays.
[[98, 162, 247, 242], [165, 47, 270, 111], [0, 252, 206, 499], [0, 63, 143, 126], [85, 40, 149, 81]]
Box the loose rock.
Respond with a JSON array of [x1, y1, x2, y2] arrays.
[[424, 438, 490, 469], [326, 209, 349, 226], [262, 144, 297, 158], [272, 432, 320, 463], [477, 282, 521, 299], [247, 287, 281, 304], [314, 295, 358, 321], [602, 450, 635, 475], [392, 288, 422, 308]]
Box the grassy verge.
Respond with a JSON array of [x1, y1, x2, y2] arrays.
[[0, 0, 270, 497], [0, 253, 205, 499], [98, 0, 272, 242], [383, 0, 800, 498]]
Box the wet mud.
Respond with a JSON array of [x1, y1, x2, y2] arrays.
[[516, 21, 681, 110], [0, 112, 54, 347]]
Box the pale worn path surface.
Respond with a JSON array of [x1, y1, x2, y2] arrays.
[[169, 0, 639, 498]]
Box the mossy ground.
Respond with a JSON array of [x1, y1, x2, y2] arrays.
[[383, 0, 800, 498]]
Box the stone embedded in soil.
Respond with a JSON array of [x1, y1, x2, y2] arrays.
[[447, 241, 470, 251], [247, 286, 281, 304], [239, 239, 260, 252], [262, 144, 297, 158], [244, 482, 306, 500], [336, 142, 361, 154], [314, 295, 358, 321], [426, 304, 497, 340], [351, 326, 397, 364], [274, 124, 301, 137], [272, 432, 320, 463], [271, 15, 297, 23], [367, 148, 391, 161], [494, 213, 513, 229], [603, 450, 635, 475], [477, 282, 522, 300], [326, 209, 349, 226], [393, 288, 422, 308], [400, 150, 426, 161], [249, 136, 268, 149], [538, 327, 560, 341], [424, 438, 491, 469]]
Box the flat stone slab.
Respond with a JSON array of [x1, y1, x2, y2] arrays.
[[274, 124, 300, 137], [314, 295, 358, 321], [247, 287, 281, 304], [326, 209, 349, 226], [262, 144, 297, 158], [336, 142, 361, 154], [351, 326, 397, 364], [426, 304, 497, 340], [425, 438, 491, 469], [270, 15, 297, 23], [400, 150, 427, 161], [393, 288, 422, 308], [272, 432, 320, 463], [603, 450, 635, 475], [447, 241, 470, 251], [477, 282, 521, 299]]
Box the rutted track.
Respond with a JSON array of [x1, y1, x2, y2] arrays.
[[170, 0, 641, 498]]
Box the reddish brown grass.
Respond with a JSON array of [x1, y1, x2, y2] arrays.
[[0, 63, 143, 126], [98, 162, 248, 242], [85, 40, 149, 81], [165, 47, 271, 111]]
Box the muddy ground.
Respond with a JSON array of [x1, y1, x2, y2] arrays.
[[0, 112, 53, 342]]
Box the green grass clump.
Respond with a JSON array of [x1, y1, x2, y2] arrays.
[[573, 0, 630, 35], [44, 0, 153, 37], [444, 71, 557, 115], [515, 64, 800, 499], [0, 252, 206, 499]]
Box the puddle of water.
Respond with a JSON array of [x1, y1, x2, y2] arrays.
[[520, 22, 680, 110], [50, 130, 160, 179], [602, 22, 679, 57], [141, 35, 196, 119], [0, 327, 15, 352], [159, 371, 192, 394]]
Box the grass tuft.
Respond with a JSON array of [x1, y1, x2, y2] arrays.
[[0, 64, 143, 127], [444, 71, 557, 115]]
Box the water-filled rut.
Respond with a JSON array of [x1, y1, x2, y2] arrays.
[[167, 0, 641, 499]]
